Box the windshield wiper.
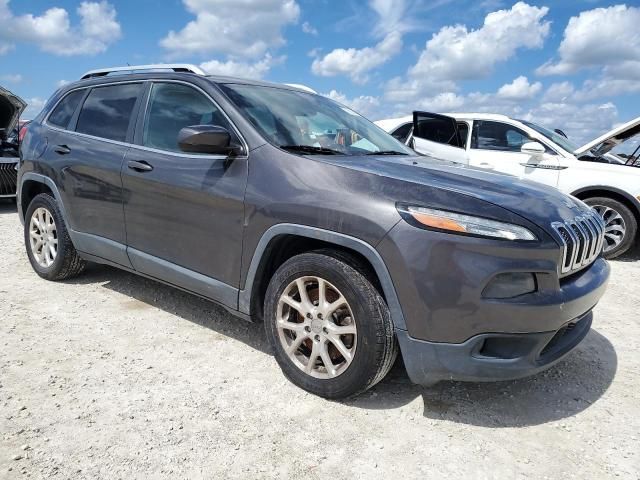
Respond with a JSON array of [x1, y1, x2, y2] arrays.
[[280, 145, 344, 155], [365, 150, 408, 155]]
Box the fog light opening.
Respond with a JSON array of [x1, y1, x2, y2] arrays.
[[482, 272, 537, 299]]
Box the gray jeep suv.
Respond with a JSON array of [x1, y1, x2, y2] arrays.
[[18, 65, 610, 398]]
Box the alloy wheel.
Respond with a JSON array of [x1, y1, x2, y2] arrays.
[[29, 207, 58, 268], [276, 276, 357, 379], [593, 205, 627, 253]]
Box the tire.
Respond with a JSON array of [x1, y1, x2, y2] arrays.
[[584, 197, 637, 259], [264, 251, 397, 399], [24, 193, 86, 280]]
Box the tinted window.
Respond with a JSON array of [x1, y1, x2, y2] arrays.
[[391, 123, 412, 142], [48, 90, 84, 129], [414, 114, 461, 148], [143, 83, 231, 153], [471, 121, 532, 152], [76, 83, 142, 142]]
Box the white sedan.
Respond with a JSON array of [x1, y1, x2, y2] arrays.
[[377, 112, 640, 258]]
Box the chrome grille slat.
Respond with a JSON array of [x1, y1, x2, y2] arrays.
[[552, 211, 605, 275]]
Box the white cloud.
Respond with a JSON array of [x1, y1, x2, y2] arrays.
[[496, 76, 542, 101], [370, 0, 414, 36], [302, 22, 317, 35], [542, 81, 575, 102], [409, 2, 549, 82], [161, 0, 300, 58], [22, 97, 46, 120], [311, 0, 410, 84], [573, 78, 640, 102], [324, 90, 382, 120], [200, 54, 285, 79], [0, 0, 121, 56], [384, 2, 550, 104], [312, 32, 402, 84], [537, 5, 640, 76], [0, 73, 22, 83]]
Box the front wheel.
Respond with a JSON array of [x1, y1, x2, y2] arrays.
[[264, 252, 397, 399], [584, 197, 637, 259]]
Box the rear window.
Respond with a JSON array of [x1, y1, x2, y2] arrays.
[[76, 83, 143, 142], [48, 90, 85, 129]]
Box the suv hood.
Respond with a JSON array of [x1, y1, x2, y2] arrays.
[[324, 154, 590, 228], [0, 86, 26, 141], [575, 115, 640, 156]]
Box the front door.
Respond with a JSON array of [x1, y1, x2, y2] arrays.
[[410, 111, 468, 164], [467, 120, 560, 186], [121, 81, 248, 306]]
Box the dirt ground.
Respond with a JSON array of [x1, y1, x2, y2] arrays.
[[1, 199, 639, 480]]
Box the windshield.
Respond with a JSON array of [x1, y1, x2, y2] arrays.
[[520, 120, 580, 154], [220, 83, 412, 156]]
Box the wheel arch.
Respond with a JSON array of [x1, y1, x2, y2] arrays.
[[239, 224, 407, 331], [572, 186, 640, 225], [19, 173, 65, 225]]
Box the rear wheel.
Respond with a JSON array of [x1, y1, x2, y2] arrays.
[[584, 197, 637, 259], [264, 252, 397, 399], [24, 193, 86, 280]]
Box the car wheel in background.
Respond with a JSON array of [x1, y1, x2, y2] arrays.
[[585, 197, 637, 259]]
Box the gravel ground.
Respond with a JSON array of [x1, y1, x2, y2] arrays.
[[1, 199, 639, 479]]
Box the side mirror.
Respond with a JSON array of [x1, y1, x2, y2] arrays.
[[521, 141, 546, 156], [178, 125, 238, 155]]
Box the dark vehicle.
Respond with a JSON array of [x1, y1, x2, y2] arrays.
[[1, 86, 26, 198], [18, 65, 610, 398]]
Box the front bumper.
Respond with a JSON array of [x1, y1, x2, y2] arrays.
[[398, 310, 593, 385], [377, 220, 610, 384]]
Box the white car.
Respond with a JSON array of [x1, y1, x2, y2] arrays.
[[376, 112, 640, 258]]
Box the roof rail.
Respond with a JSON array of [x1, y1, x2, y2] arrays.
[[284, 83, 317, 94], [80, 64, 205, 80]]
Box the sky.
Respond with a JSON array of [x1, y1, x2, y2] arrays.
[[1, 0, 639, 146]]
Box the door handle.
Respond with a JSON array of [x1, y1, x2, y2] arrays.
[[127, 160, 154, 172], [479, 162, 494, 169], [54, 145, 71, 155]]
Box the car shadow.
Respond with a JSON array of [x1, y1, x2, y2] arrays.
[[0, 199, 17, 214], [64, 263, 270, 355], [347, 329, 617, 427], [612, 244, 640, 262], [65, 264, 616, 426]]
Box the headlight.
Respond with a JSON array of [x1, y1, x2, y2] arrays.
[[398, 205, 537, 241]]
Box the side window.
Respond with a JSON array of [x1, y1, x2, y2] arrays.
[[143, 83, 231, 153], [391, 123, 412, 142], [76, 83, 143, 142], [414, 113, 461, 148], [471, 121, 532, 152], [48, 90, 85, 129]]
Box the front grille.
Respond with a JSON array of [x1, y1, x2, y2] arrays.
[[552, 211, 605, 275], [0, 161, 18, 196]]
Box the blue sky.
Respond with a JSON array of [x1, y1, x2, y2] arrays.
[[1, 0, 639, 145]]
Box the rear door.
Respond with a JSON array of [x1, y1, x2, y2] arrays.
[[121, 81, 248, 306], [410, 111, 468, 163], [468, 120, 560, 186], [46, 82, 144, 266]]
